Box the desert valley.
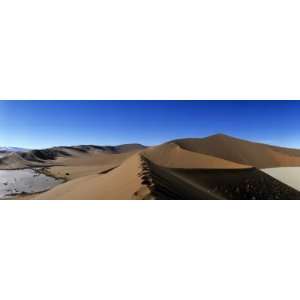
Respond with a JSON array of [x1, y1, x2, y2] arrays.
[[1, 134, 300, 200]]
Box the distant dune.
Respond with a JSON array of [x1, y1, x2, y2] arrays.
[[4, 135, 300, 200], [0, 152, 47, 169], [0, 147, 29, 153], [143, 142, 250, 169], [0, 144, 145, 170], [172, 134, 300, 169]]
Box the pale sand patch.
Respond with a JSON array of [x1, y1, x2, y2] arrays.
[[262, 167, 300, 191]]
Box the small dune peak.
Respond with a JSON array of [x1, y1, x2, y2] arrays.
[[209, 133, 228, 137], [205, 133, 235, 140]]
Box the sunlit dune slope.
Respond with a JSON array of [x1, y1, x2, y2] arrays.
[[48, 150, 140, 180], [34, 153, 150, 200], [143, 142, 250, 169], [173, 134, 300, 169]]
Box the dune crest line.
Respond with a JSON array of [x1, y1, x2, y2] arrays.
[[2, 134, 300, 199]]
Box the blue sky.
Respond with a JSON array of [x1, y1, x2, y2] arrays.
[[0, 100, 299, 149]]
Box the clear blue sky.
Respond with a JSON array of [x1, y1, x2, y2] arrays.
[[0, 100, 299, 149]]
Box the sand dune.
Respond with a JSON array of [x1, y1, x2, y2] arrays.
[[143, 142, 250, 169], [173, 134, 300, 169], [0, 152, 48, 169], [2, 144, 147, 200], [5, 135, 300, 200], [34, 153, 149, 200], [0, 144, 145, 171], [48, 150, 140, 180]]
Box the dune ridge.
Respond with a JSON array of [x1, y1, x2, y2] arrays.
[[172, 134, 300, 169], [143, 142, 250, 169], [5, 134, 300, 200], [33, 153, 150, 200]]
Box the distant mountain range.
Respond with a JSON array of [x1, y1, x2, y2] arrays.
[[0, 143, 146, 169], [0, 144, 146, 154], [0, 147, 29, 153]]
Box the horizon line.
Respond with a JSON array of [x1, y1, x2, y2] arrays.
[[1, 133, 300, 151]]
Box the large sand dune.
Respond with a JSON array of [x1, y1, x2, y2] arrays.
[[173, 134, 300, 169], [34, 153, 150, 200], [5, 134, 300, 200], [143, 142, 250, 169]]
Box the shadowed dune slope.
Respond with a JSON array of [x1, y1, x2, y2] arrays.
[[173, 134, 300, 169], [21, 144, 146, 161], [141, 156, 300, 200], [0, 153, 48, 169], [143, 142, 250, 169]]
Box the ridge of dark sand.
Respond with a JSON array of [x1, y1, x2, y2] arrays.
[[140, 156, 300, 200]]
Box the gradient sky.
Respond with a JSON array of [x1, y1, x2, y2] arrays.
[[0, 100, 300, 149]]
